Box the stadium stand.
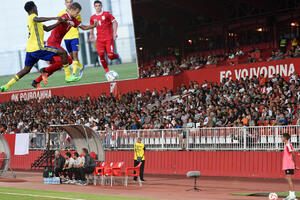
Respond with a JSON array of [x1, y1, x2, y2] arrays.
[[139, 41, 300, 78], [0, 69, 299, 134]]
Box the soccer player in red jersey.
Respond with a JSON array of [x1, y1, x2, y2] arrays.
[[32, 2, 97, 87], [89, 0, 119, 76]]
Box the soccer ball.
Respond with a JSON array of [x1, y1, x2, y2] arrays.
[[268, 193, 278, 200], [105, 70, 119, 82]]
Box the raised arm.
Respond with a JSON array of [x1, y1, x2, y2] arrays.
[[79, 23, 97, 30], [43, 18, 66, 32], [33, 16, 59, 23], [43, 17, 68, 32], [43, 22, 60, 32]]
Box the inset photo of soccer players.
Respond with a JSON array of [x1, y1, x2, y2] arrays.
[[0, 0, 138, 91]]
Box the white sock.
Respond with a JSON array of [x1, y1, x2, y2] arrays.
[[290, 191, 295, 197]]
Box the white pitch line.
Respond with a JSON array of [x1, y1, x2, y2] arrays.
[[0, 192, 86, 200]]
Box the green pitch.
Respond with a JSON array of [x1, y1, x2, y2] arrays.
[[0, 63, 138, 91], [0, 187, 154, 200]]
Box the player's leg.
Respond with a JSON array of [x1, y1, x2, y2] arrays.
[[35, 47, 74, 84], [72, 51, 85, 80], [32, 61, 62, 87], [33, 55, 74, 87], [97, 40, 109, 73], [55, 48, 74, 82], [106, 39, 119, 61], [32, 47, 75, 87], [31, 47, 61, 87], [42, 46, 74, 82], [284, 172, 296, 199], [68, 39, 85, 79], [0, 66, 33, 92], [0, 52, 36, 92]]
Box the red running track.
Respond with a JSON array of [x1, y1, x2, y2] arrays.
[[9, 150, 300, 180], [0, 171, 299, 200]]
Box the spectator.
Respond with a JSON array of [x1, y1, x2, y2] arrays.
[[186, 118, 195, 128], [235, 48, 244, 56], [0, 72, 298, 132], [278, 114, 288, 125], [296, 113, 300, 125]]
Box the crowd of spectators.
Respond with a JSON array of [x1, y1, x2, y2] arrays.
[[0, 72, 299, 134], [139, 53, 227, 78], [139, 42, 300, 78]]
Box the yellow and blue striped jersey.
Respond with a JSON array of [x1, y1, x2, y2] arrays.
[[26, 13, 45, 52], [58, 10, 81, 40]]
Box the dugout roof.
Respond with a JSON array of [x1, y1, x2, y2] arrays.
[[51, 125, 105, 161]]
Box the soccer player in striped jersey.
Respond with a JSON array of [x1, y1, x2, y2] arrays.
[[0, 1, 69, 92]]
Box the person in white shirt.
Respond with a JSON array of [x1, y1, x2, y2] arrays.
[[236, 49, 244, 56], [228, 53, 235, 59], [177, 95, 183, 104], [63, 152, 75, 183], [72, 152, 85, 183]]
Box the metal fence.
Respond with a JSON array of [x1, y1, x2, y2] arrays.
[[28, 125, 300, 151]]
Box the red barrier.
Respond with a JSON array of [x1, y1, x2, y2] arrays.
[[1, 58, 299, 103], [2, 134, 16, 155], [175, 58, 299, 88], [10, 150, 300, 180]]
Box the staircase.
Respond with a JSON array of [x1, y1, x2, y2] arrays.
[[31, 150, 55, 170]]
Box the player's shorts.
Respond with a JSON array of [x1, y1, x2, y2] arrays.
[[285, 169, 294, 175], [25, 46, 58, 66], [96, 39, 116, 55], [46, 42, 64, 50], [64, 38, 79, 53], [46, 42, 72, 65]]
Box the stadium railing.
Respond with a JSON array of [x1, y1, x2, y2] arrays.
[[27, 125, 300, 151]]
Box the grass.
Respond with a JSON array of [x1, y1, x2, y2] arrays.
[[0, 63, 138, 91], [233, 191, 300, 198], [0, 187, 154, 200]]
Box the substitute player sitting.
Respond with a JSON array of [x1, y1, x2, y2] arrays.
[[59, 0, 85, 80], [32, 2, 97, 87], [89, 0, 119, 79], [0, 1, 69, 92]]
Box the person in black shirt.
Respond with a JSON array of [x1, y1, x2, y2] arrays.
[[53, 150, 65, 177], [78, 148, 96, 186]]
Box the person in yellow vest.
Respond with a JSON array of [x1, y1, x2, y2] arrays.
[[292, 38, 298, 52], [58, 0, 85, 81], [134, 137, 145, 182], [280, 37, 287, 53]]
